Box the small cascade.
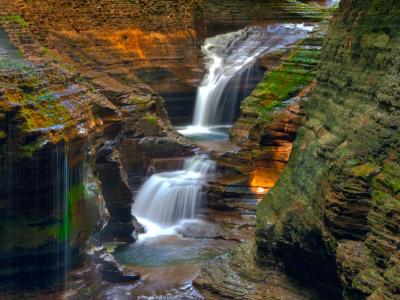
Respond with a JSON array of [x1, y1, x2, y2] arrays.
[[328, 0, 340, 7], [132, 155, 215, 236]]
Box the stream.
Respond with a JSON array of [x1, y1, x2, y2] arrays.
[[108, 22, 316, 299]]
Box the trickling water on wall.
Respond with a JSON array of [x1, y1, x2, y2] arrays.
[[0, 141, 71, 290], [132, 155, 215, 229], [189, 24, 314, 130]]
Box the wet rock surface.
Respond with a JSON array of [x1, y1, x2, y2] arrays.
[[256, 1, 400, 298], [199, 26, 325, 244], [2, 0, 397, 299], [93, 247, 140, 283], [194, 241, 320, 300], [0, 0, 193, 291]]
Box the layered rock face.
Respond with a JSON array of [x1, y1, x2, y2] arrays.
[[256, 1, 400, 298], [201, 0, 326, 34], [0, 20, 110, 289], [2, 0, 204, 94], [193, 23, 329, 299], [6, 0, 202, 32], [0, 2, 177, 290]]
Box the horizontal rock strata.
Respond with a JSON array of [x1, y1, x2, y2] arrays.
[[256, 0, 400, 298]]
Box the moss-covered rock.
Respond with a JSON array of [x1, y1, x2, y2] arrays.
[[231, 25, 325, 146], [256, 1, 400, 298]]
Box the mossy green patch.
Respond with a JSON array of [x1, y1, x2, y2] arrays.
[[18, 139, 43, 160], [67, 184, 86, 205], [0, 14, 29, 28], [143, 114, 158, 125], [0, 56, 27, 70], [59, 183, 87, 241], [351, 163, 380, 180], [345, 158, 361, 167], [361, 33, 390, 49], [241, 36, 321, 126], [4, 90, 73, 132], [372, 162, 400, 195], [352, 267, 384, 295], [0, 217, 63, 253]]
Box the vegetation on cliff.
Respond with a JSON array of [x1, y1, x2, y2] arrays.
[[240, 32, 322, 127], [256, 1, 400, 298]]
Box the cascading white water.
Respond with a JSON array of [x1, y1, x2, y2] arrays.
[[132, 155, 215, 239], [179, 24, 314, 137], [328, 0, 340, 7]]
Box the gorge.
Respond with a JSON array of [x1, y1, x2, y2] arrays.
[[0, 0, 399, 300]]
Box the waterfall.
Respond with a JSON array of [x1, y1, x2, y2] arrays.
[[132, 155, 215, 238], [328, 0, 340, 7], [180, 24, 314, 136]]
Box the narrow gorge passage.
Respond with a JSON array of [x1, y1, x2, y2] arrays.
[[6, 1, 398, 300], [109, 22, 318, 299]]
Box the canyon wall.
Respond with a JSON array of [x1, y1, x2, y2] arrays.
[[1, 0, 352, 293], [0, 0, 190, 289], [0, 20, 111, 288], [1, 0, 328, 97], [256, 0, 400, 298]]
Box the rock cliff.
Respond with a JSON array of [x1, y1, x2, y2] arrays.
[[256, 0, 400, 298], [0, 0, 191, 289]]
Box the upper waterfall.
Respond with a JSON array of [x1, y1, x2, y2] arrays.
[[180, 24, 314, 138]]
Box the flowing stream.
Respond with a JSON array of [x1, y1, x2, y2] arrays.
[[114, 22, 316, 299], [113, 155, 230, 298]]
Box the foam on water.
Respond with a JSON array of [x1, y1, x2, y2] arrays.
[[132, 155, 216, 240]]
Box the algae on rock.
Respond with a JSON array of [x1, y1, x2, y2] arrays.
[[256, 1, 400, 298]]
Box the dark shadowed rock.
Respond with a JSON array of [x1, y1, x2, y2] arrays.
[[96, 141, 135, 243], [93, 247, 140, 283]]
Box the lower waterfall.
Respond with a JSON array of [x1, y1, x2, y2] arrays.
[[132, 155, 215, 239]]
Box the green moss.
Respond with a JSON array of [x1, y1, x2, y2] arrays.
[[361, 33, 390, 49], [345, 158, 361, 167], [241, 37, 321, 126], [143, 114, 158, 125], [0, 217, 63, 253], [384, 265, 400, 294], [127, 95, 150, 105], [0, 56, 27, 70], [67, 184, 85, 205], [7, 90, 73, 132], [372, 162, 400, 195], [0, 195, 85, 249], [0, 14, 29, 28], [20, 140, 42, 159], [351, 163, 380, 180], [57, 183, 87, 241], [352, 268, 384, 295]]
